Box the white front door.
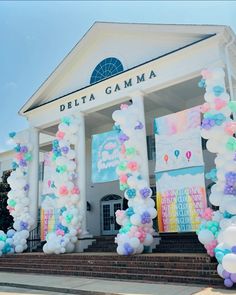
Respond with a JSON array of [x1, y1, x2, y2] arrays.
[[101, 200, 122, 235]]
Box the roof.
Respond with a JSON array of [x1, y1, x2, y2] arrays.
[[19, 22, 234, 115]]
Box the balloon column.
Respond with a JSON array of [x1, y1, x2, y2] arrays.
[[43, 116, 83, 254], [112, 103, 157, 255], [197, 68, 236, 288], [0, 132, 33, 256]]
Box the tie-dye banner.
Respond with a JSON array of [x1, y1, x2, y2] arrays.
[[91, 130, 121, 183], [154, 106, 203, 172], [156, 166, 207, 233]]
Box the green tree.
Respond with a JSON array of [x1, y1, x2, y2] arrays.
[[0, 170, 13, 231]]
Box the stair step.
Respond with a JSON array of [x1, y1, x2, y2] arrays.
[[0, 260, 217, 270], [0, 266, 223, 285], [0, 253, 212, 263]]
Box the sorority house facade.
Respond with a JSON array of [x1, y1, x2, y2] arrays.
[[1, 22, 236, 250]]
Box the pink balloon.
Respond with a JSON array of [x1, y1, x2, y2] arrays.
[[186, 151, 192, 161]]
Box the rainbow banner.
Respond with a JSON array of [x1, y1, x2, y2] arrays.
[[156, 166, 207, 233], [40, 194, 61, 240], [154, 107, 207, 233], [40, 153, 60, 240]]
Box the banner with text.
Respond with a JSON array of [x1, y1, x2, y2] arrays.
[[91, 130, 120, 183]]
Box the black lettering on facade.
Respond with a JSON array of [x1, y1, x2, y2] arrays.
[[89, 94, 95, 101], [137, 73, 145, 83], [60, 104, 65, 112], [105, 86, 112, 94], [68, 102, 72, 109], [75, 99, 79, 106], [149, 70, 157, 79], [114, 84, 121, 92], [81, 96, 86, 103], [124, 78, 132, 88]]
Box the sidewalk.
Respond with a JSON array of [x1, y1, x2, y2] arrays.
[[0, 272, 235, 295]]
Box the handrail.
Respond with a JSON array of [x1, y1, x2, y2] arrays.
[[27, 222, 41, 252]]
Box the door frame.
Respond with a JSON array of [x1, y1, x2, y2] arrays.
[[100, 194, 122, 235]]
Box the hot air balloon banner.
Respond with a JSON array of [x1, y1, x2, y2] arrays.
[[154, 106, 204, 172]]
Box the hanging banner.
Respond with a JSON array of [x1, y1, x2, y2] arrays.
[[40, 152, 60, 240], [154, 106, 203, 172], [91, 130, 120, 183], [154, 106, 207, 232], [156, 166, 207, 233], [40, 194, 61, 240]]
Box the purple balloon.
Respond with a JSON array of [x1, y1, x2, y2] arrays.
[[134, 121, 143, 130], [20, 146, 28, 153], [19, 159, 27, 167], [224, 278, 233, 288], [222, 270, 230, 279], [20, 221, 29, 230], [232, 246, 236, 254], [61, 146, 69, 154], [24, 184, 30, 192], [118, 133, 129, 144], [230, 273, 236, 283]]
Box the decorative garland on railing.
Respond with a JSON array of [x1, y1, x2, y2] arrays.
[[197, 68, 236, 288], [0, 132, 33, 256], [112, 103, 157, 255], [43, 116, 83, 254]]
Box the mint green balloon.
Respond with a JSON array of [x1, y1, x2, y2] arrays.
[[62, 117, 71, 125], [24, 152, 32, 161], [126, 147, 136, 156], [9, 200, 16, 207], [118, 162, 127, 171], [228, 101, 236, 112]]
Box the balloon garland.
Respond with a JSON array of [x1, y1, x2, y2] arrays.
[[197, 68, 236, 288], [43, 116, 83, 254], [0, 132, 34, 256], [112, 103, 157, 255]]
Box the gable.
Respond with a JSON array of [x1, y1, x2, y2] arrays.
[[20, 22, 229, 114]]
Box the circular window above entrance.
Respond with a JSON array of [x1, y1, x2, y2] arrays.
[[90, 57, 124, 84]]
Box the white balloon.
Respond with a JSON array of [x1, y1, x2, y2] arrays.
[[143, 234, 154, 246], [222, 254, 236, 273], [222, 226, 236, 247], [198, 229, 215, 244]]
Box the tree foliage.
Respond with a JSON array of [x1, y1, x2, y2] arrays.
[[0, 170, 13, 231]]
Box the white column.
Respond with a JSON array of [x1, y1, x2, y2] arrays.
[[76, 112, 91, 237], [130, 91, 150, 186], [28, 126, 39, 230]]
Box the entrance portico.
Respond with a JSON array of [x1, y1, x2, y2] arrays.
[[18, 22, 236, 250]]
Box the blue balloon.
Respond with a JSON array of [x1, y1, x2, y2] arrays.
[[174, 150, 180, 158]]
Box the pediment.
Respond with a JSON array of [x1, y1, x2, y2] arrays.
[[20, 22, 228, 114]]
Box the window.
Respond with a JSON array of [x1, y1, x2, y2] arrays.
[[38, 162, 44, 181], [90, 57, 124, 84], [147, 135, 156, 160]]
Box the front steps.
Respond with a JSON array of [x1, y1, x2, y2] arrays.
[[153, 233, 206, 253], [84, 236, 117, 252], [0, 253, 222, 286]]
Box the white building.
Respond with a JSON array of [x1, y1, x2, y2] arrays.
[[1, 22, 236, 248]]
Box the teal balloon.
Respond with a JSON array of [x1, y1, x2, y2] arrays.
[[174, 150, 180, 158]]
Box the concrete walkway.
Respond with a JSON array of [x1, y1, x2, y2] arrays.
[[0, 272, 235, 295]]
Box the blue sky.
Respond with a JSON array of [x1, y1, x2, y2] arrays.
[[0, 1, 236, 151]]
